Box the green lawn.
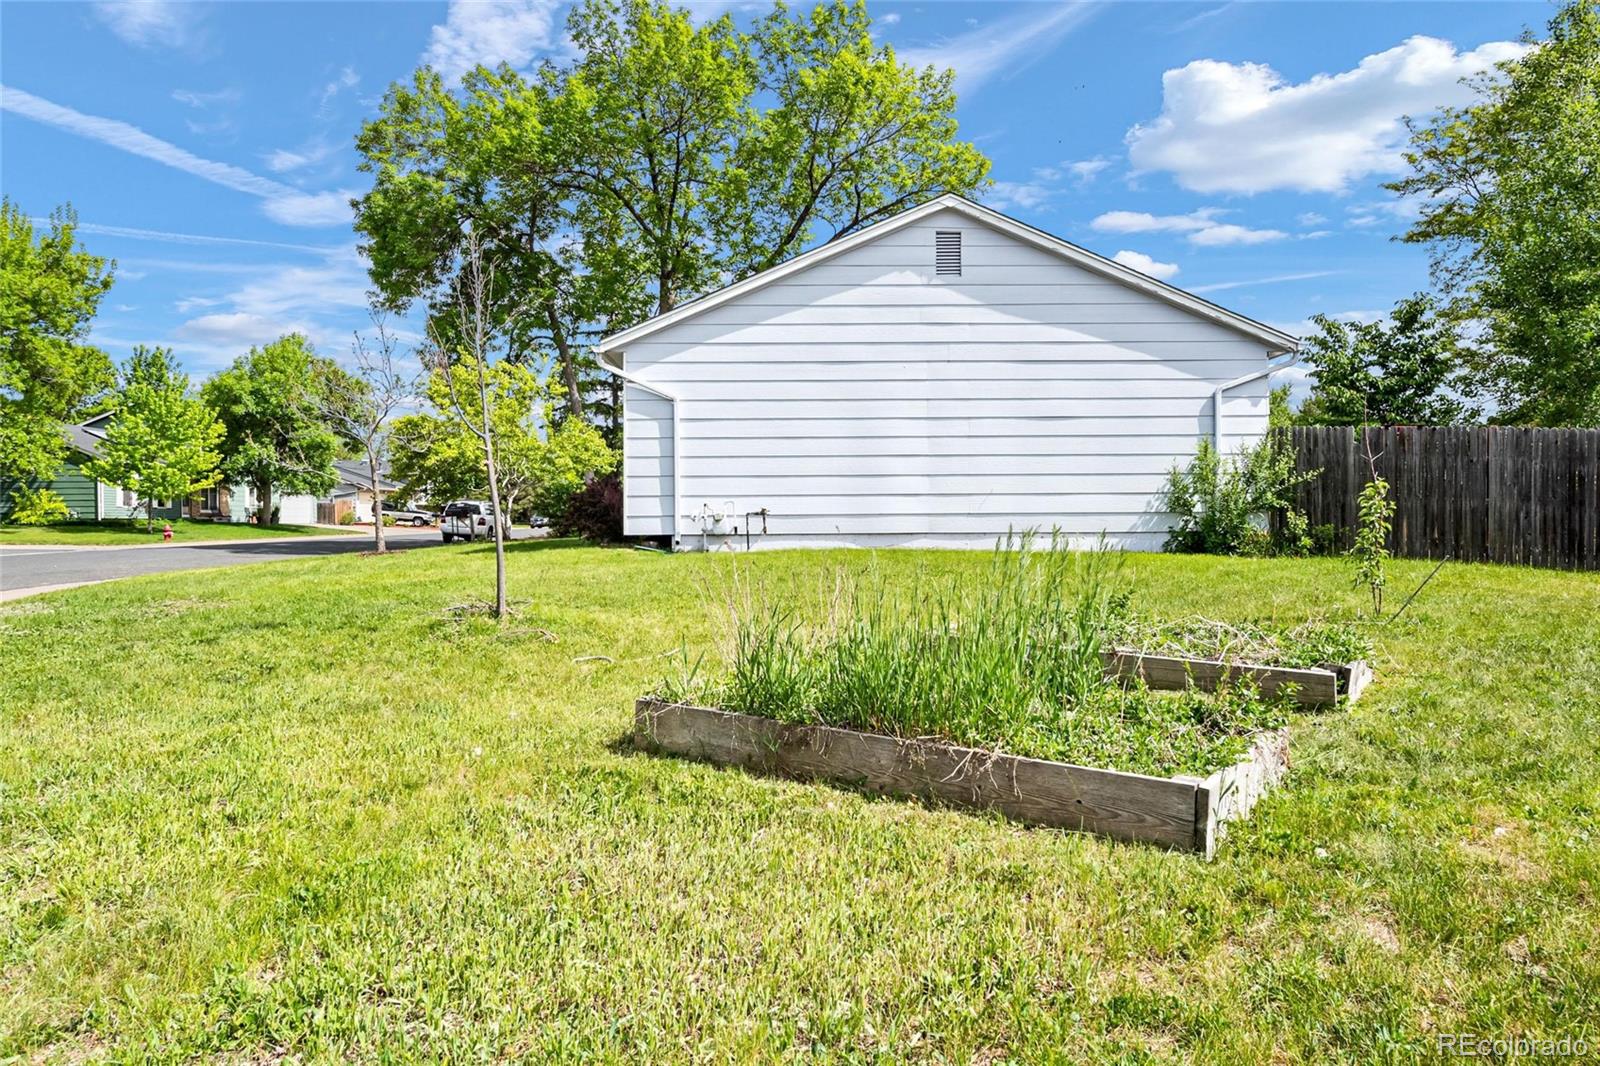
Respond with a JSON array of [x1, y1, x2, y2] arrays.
[[1, 544, 1595, 1062], [0, 519, 353, 545]]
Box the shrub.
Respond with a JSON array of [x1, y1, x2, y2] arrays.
[[6, 486, 71, 525], [1352, 476, 1395, 615], [338, 511, 357, 525], [1161, 436, 1315, 556], [552, 472, 622, 542]]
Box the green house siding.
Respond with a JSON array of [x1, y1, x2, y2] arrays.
[[0, 454, 99, 520], [99, 482, 184, 521]]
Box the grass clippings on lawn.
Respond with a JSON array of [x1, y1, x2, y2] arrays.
[[1, 544, 1596, 1062]]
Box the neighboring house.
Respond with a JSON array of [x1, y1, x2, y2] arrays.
[[598, 194, 1298, 552], [323, 459, 403, 523], [0, 415, 318, 524]]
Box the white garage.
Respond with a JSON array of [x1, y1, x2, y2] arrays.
[[597, 195, 1297, 552]]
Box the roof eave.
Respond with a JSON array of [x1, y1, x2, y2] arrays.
[[598, 193, 1299, 358]]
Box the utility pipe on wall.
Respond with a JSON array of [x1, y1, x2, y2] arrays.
[[1213, 353, 1300, 453], [606, 367, 684, 552]]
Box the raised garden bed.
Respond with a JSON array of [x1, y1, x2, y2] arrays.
[[634, 698, 1290, 857], [1102, 649, 1373, 708]]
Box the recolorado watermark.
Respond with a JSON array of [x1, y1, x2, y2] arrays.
[[1438, 1033, 1590, 1058]]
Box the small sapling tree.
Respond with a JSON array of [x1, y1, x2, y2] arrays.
[[320, 318, 419, 553], [83, 347, 224, 531]]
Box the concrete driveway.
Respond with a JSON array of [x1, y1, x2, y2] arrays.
[[0, 528, 476, 600]]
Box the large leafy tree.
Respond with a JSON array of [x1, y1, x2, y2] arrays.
[[0, 200, 116, 489], [81, 347, 225, 531], [1389, 0, 1600, 425], [353, 0, 990, 425], [354, 67, 624, 424], [201, 334, 340, 525], [566, 0, 990, 313], [1296, 296, 1479, 426]]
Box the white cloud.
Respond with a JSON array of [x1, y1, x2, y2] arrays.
[[174, 312, 323, 348], [1296, 211, 1328, 227], [1189, 271, 1338, 294], [1090, 208, 1286, 246], [265, 138, 338, 174], [986, 181, 1054, 211], [1126, 35, 1529, 194], [879, 11, 901, 26], [1345, 197, 1424, 229], [319, 66, 360, 113], [1065, 157, 1112, 183], [52, 220, 333, 254], [1111, 250, 1179, 281], [423, 0, 561, 84], [93, 0, 198, 49], [171, 87, 239, 109], [1186, 222, 1286, 247], [167, 247, 373, 359], [0, 85, 351, 229], [900, 2, 1096, 93]]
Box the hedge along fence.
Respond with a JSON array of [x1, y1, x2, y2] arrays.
[[634, 699, 1291, 858], [1275, 426, 1600, 570]]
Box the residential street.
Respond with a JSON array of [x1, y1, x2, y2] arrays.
[[0, 528, 536, 599]]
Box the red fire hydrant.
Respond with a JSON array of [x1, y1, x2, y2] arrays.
[[162, 523, 173, 542]]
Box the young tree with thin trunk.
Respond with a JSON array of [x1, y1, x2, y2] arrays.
[[319, 318, 420, 553], [81, 347, 225, 532], [425, 228, 527, 619]]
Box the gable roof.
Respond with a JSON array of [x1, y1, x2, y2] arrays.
[[62, 422, 105, 459], [596, 194, 1299, 364], [330, 458, 401, 493]]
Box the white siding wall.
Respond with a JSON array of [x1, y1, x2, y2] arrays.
[[620, 208, 1274, 551]]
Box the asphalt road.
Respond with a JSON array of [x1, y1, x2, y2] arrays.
[[0, 528, 472, 599]]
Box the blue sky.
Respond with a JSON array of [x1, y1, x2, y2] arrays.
[[1, 1, 1547, 391]]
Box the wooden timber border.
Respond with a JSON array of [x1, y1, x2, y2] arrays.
[[1102, 649, 1373, 708], [633, 698, 1290, 857]]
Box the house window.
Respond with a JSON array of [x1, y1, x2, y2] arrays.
[[201, 486, 221, 512], [935, 230, 962, 276]]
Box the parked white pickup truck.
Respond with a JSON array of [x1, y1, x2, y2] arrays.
[[439, 500, 510, 543]]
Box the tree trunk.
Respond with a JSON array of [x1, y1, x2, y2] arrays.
[[146, 498, 155, 533], [368, 444, 386, 554], [657, 269, 675, 316], [546, 301, 584, 420], [257, 480, 272, 526], [475, 363, 508, 620]]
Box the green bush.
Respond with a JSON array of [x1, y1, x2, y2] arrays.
[[1161, 436, 1315, 556], [338, 511, 357, 525], [6, 486, 72, 526]]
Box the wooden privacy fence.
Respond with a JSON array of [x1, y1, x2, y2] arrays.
[[1277, 426, 1600, 570]]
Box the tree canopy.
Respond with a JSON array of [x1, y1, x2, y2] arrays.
[[353, 0, 989, 425], [201, 334, 341, 524], [390, 356, 616, 519], [0, 199, 116, 485], [1389, 0, 1600, 425], [81, 347, 224, 530], [1295, 296, 1479, 427]]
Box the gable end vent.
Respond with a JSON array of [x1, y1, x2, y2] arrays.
[[935, 230, 962, 276]]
